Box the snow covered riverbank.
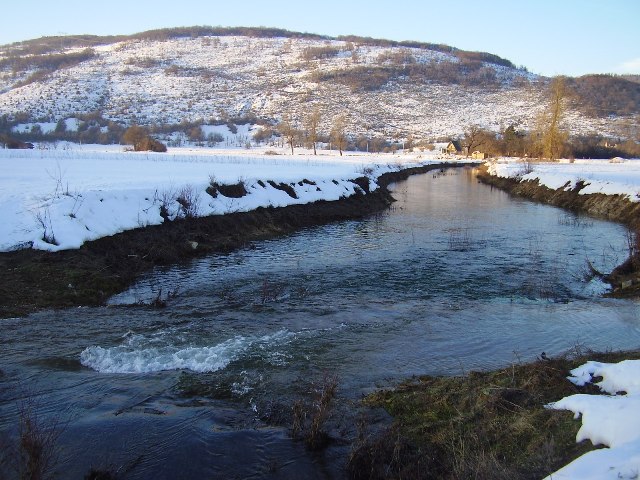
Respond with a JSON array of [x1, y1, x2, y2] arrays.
[[487, 158, 640, 201], [0, 144, 453, 252]]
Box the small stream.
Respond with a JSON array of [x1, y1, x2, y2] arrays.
[[1, 167, 639, 478]]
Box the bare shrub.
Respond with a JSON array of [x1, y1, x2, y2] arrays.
[[134, 136, 167, 152], [626, 227, 640, 268], [1, 397, 65, 480], [34, 209, 57, 246], [176, 185, 201, 219], [155, 189, 176, 222]]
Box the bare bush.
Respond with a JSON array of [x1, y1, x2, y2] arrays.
[[176, 185, 201, 219], [134, 136, 167, 153], [34, 209, 57, 246], [0, 397, 65, 480]]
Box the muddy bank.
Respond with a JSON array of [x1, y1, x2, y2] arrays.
[[0, 162, 463, 318], [476, 163, 640, 295]]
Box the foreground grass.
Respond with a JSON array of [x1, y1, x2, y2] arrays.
[[349, 349, 640, 479]]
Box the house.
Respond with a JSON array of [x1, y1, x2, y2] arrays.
[[471, 151, 487, 160], [445, 140, 463, 155]]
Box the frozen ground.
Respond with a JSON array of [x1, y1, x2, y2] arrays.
[[545, 360, 640, 480], [487, 158, 640, 201], [0, 143, 453, 252]]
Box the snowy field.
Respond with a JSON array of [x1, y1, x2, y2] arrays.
[[487, 158, 640, 201], [0, 144, 450, 252], [546, 360, 640, 480]]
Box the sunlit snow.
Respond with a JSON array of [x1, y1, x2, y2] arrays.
[[488, 158, 640, 201], [0, 143, 453, 251], [545, 360, 640, 479]]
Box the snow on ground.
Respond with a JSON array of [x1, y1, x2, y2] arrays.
[[487, 158, 640, 201], [12, 122, 57, 134], [0, 143, 454, 252], [545, 360, 640, 480], [0, 35, 620, 140]]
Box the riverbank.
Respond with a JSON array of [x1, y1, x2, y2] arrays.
[[348, 348, 640, 479], [476, 162, 640, 296], [0, 162, 461, 318]]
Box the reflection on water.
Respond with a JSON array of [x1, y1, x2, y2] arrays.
[[1, 167, 638, 478]]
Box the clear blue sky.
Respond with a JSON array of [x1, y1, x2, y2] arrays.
[[2, 0, 639, 77]]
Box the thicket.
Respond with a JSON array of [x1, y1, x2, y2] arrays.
[[568, 74, 640, 117], [300, 45, 342, 61], [312, 60, 503, 92], [0, 111, 125, 145], [450, 123, 640, 160], [337, 34, 515, 68], [0, 111, 271, 146]]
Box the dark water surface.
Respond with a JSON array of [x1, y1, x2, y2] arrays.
[[1, 168, 639, 478]]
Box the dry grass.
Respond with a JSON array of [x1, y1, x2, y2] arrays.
[[348, 348, 640, 479]]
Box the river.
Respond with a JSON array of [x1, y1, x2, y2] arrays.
[[1, 167, 638, 478]]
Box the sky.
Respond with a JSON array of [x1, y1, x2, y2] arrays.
[[1, 0, 639, 77]]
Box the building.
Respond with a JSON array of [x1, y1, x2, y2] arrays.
[[445, 140, 463, 155]]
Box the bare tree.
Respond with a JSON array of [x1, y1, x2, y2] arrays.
[[304, 107, 321, 155], [536, 76, 569, 160], [462, 124, 486, 156], [330, 114, 348, 156], [278, 114, 298, 155]]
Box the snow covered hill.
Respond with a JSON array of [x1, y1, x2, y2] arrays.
[[0, 29, 629, 141]]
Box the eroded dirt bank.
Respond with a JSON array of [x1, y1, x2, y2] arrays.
[[476, 163, 640, 296], [0, 162, 461, 318]]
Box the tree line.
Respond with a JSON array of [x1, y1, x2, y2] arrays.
[[457, 77, 640, 160], [2, 76, 638, 158]]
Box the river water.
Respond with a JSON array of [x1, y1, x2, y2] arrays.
[[1, 167, 639, 478]]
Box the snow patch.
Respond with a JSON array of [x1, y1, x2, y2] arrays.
[[544, 359, 640, 479]]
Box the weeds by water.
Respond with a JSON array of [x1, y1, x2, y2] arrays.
[[446, 227, 472, 252], [291, 372, 339, 450], [0, 397, 66, 480], [348, 348, 640, 479], [260, 278, 286, 304], [557, 213, 594, 228]]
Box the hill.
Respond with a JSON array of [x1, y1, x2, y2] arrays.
[[0, 26, 638, 144]]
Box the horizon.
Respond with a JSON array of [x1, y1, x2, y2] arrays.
[[1, 0, 639, 78]]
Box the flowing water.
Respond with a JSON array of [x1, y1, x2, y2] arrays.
[[1, 167, 639, 478]]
